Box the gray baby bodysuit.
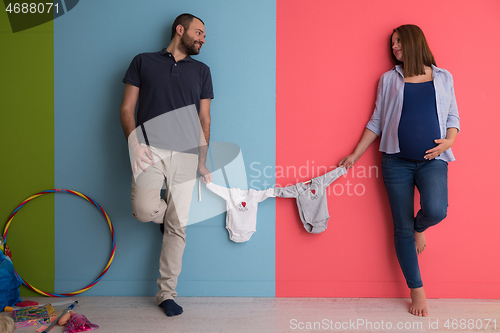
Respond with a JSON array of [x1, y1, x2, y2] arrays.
[[274, 167, 347, 234]]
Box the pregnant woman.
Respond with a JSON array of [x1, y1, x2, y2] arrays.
[[339, 24, 460, 317]]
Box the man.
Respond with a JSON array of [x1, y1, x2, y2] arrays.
[[120, 13, 213, 317]]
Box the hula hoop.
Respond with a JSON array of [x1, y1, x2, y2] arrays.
[[2, 189, 115, 297]]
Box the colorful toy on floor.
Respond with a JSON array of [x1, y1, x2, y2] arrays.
[[16, 300, 39, 307], [58, 310, 75, 326], [12, 304, 57, 328], [63, 313, 99, 333], [2, 189, 116, 297], [41, 301, 78, 333]]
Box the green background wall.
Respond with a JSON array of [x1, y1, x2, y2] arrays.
[[0, 4, 54, 297]]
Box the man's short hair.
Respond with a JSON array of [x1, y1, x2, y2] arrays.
[[171, 13, 204, 40]]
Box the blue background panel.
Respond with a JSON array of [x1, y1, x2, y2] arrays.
[[54, 0, 275, 296]]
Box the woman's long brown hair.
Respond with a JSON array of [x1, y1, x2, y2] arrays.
[[390, 24, 436, 78]]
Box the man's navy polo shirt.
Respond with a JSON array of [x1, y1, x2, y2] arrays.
[[123, 49, 214, 128]]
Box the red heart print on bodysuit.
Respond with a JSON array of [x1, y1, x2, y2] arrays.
[[242, 202, 246, 207], [311, 190, 316, 195]]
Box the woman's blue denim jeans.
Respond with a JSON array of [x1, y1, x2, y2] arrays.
[[382, 154, 448, 289]]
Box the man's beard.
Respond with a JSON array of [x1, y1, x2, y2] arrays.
[[179, 33, 200, 56]]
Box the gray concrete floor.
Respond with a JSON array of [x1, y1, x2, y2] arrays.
[[4, 297, 500, 333]]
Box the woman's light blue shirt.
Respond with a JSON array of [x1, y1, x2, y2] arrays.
[[366, 65, 460, 162]]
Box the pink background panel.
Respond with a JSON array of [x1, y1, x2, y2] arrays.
[[276, 0, 500, 298]]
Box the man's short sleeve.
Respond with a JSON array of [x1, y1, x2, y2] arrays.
[[201, 66, 214, 100], [123, 54, 141, 88]]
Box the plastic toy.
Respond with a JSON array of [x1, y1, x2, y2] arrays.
[[2, 189, 115, 297]]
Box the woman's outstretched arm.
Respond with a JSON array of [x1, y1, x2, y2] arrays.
[[339, 128, 378, 169]]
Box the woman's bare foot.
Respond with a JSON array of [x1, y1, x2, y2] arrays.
[[410, 287, 428, 317], [415, 231, 426, 254]]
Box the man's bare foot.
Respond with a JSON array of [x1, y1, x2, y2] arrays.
[[410, 287, 428, 317], [415, 231, 426, 254]]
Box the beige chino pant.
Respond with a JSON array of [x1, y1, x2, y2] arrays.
[[130, 146, 198, 304]]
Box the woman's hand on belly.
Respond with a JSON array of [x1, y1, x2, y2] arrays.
[[424, 127, 458, 160]]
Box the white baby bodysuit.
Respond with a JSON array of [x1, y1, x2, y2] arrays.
[[206, 182, 275, 242]]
